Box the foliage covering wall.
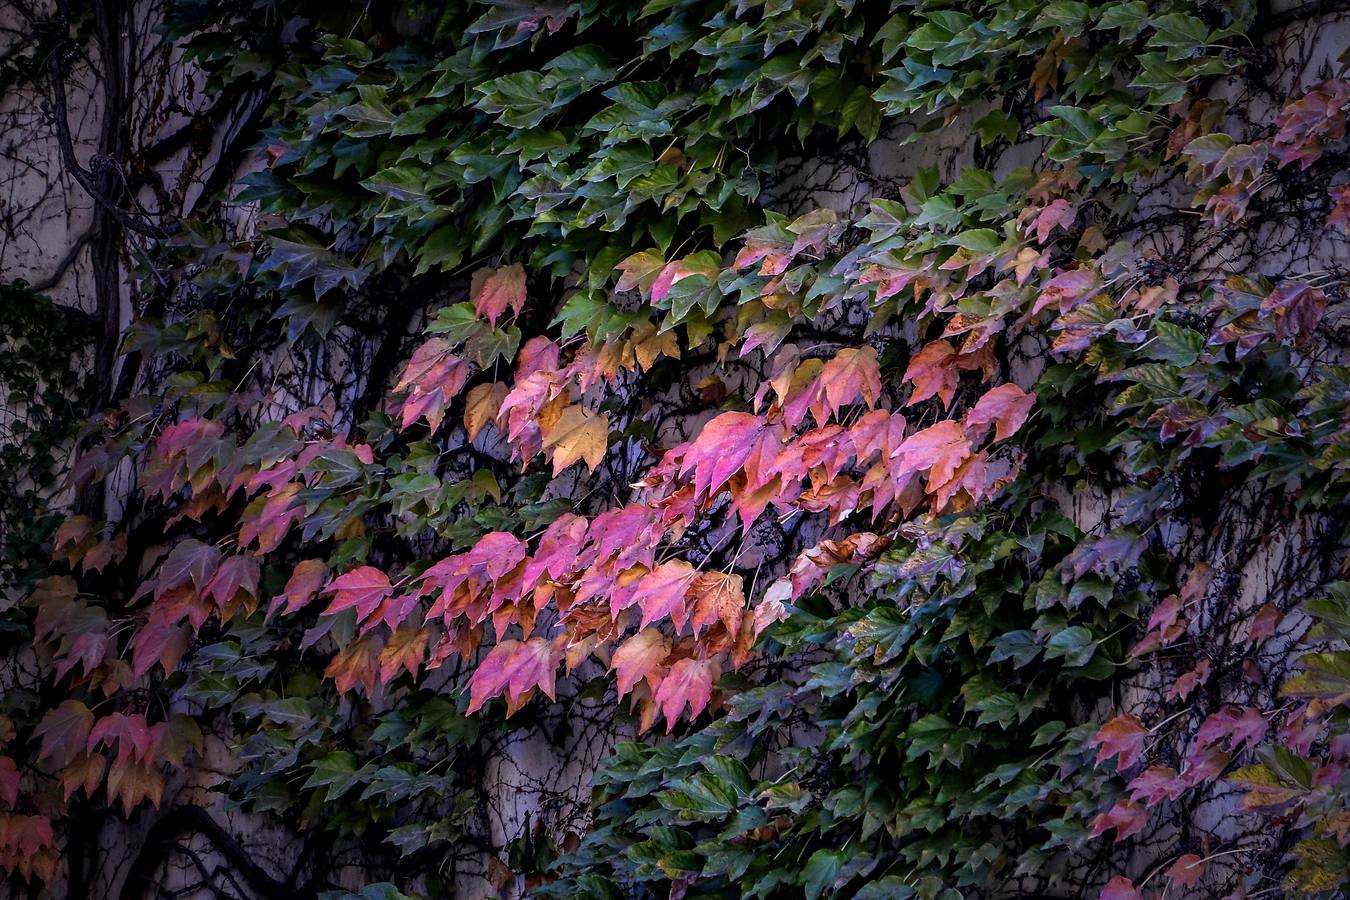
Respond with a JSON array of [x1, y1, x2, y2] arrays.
[[2, 0, 1350, 897]]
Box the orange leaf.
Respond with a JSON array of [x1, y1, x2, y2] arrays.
[[541, 405, 608, 475], [379, 627, 429, 685], [965, 383, 1036, 441], [465, 382, 508, 441], [611, 628, 671, 696]]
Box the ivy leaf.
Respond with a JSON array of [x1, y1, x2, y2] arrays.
[[1045, 625, 1097, 666], [966, 384, 1036, 441], [323, 567, 394, 623], [470, 263, 527, 326], [653, 657, 714, 732], [541, 405, 609, 475], [611, 628, 672, 696], [1088, 714, 1148, 770]]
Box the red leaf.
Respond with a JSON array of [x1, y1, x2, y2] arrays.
[[471, 263, 526, 325], [680, 412, 773, 500], [523, 513, 589, 585], [88, 712, 152, 765], [272, 559, 328, 617], [965, 383, 1036, 441], [325, 634, 381, 694], [204, 554, 260, 607], [1099, 876, 1141, 900], [1088, 714, 1148, 771], [0, 757, 17, 808], [466, 532, 529, 580], [690, 571, 745, 637], [1245, 601, 1282, 645], [379, 627, 429, 685], [1165, 853, 1206, 888], [323, 567, 394, 623], [1089, 799, 1149, 842], [157, 539, 221, 592], [1128, 765, 1187, 805], [1031, 198, 1076, 244], [467, 637, 562, 715], [634, 560, 698, 629], [1194, 705, 1267, 751], [895, 420, 972, 488], [817, 346, 882, 421], [653, 657, 715, 733], [131, 617, 191, 678], [903, 340, 960, 408]]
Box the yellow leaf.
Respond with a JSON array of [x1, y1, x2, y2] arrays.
[[464, 382, 508, 441], [541, 405, 609, 474]]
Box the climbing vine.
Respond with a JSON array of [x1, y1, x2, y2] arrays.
[[1, 0, 1348, 897]]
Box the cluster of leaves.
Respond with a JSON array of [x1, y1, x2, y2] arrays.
[[4, 0, 1350, 897], [0, 282, 89, 611]]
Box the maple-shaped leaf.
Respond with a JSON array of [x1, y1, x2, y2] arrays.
[[465, 531, 529, 581], [0, 757, 17, 808], [516, 335, 561, 379], [611, 628, 671, 696], [470, 263, 526, 325], [105, 757, 165, 815], [653, 656, 714, 733], [613, 249, 665, 297], [467, 637, 562, 715], [1099, 876, 1142, 900], [88, 712, 153, 766], [325, 634, 381, 694], [1, 813, 53, 856], [33, 701, 94, 768], [690, 571, 745, 637], [679, 412, 772, 499], [131, 616, 191, 678], [379, 627, 429, 685], [396, 338, 469, 431], [541, 405, 609, 475], [239, 483, 304, 554], [817, 346, 882, 422], [635, 560, 697, 629], [1168, 658, 1211, 701], [1245, 601, 1282, 645], [1089, 799, 1148, 842], [1033, 267, 1098, 315], [1030, 198, 1076, 244], [965, 383, 1036, 442], [1194, 705, 1267, 751], [464, 382, 509, 441], [1180, 746, 1231, 786], [204, 554, 260, 608], [522, 513, 589, 585], [903, 340, 960, 408], [271, 559, 328, 617], [323, 567, 394, 623], [1164, 853, 1205, 888], [895, 420, 972, 488], [157, 539, 221, 592], [61, 752, 107, 802], [1088, 714, 1148, 771], [1127, 765, 1186, 805]]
